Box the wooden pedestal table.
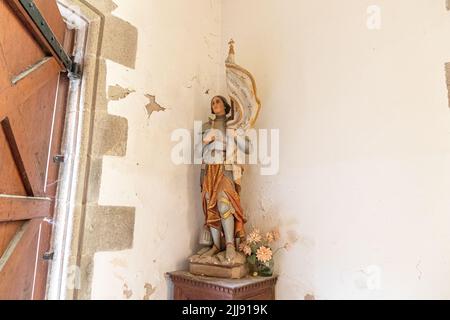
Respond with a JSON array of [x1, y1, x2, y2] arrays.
[[167, 271, 278, 300]]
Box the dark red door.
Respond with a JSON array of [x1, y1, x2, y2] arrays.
[[0, 0, 71, 299]]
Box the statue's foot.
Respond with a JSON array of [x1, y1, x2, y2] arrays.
[[200, 245, 220, 257], [196, 247, 211, 256], [225, 243, 236, 261], [213, 250, 246, 265]]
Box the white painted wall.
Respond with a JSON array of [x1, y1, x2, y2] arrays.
[[91, 0, 450, 300], [221, 0, 450, 299], [91, 0, 222, 300]]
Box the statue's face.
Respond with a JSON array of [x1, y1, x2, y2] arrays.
[[211, 96, 226, 116]]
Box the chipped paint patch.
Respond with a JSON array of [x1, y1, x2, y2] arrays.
[[123, 283, 133, 299], [144, 94, 166, 118], [108, 84, 135, 101], [143, 283, 156, 300], [304, 294, 315, 300]]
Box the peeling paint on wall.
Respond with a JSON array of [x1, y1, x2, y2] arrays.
[[123, 283, 133, 299], [108, 84, 135, 101], [144, 94, 166, 118], [304, 294, 315, 300], [143, 283, 156, 300]]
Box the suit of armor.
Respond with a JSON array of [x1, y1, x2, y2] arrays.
[[198, 102, 250, 261]]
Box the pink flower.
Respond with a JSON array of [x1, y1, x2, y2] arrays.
[[247, 229, 262, 244], [239, 243, 252, 256], [272, 228, 280, 241], [256, 246, 273, 263], [265, 232, 274, 243]]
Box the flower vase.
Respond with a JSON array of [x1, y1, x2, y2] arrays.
[[256, 259, 274, 277]]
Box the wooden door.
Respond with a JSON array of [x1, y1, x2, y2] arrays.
[[0, 0, 71, 299]]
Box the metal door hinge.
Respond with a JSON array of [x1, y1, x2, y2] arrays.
[[18, 0, 81, 78], [53, 155, 65, 163], [69, 61, 82, 80], [43, 251, 54, 261]]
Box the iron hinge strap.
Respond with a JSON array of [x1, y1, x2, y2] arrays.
[[53, 154, 65, 163], [18, 0, 81, 77], [43, 251, 54, 261]]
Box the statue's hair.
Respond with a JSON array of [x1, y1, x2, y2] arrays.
[[211, 95, 231, 115]]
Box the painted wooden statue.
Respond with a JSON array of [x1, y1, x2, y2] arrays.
[[189, 40, 261, 278]]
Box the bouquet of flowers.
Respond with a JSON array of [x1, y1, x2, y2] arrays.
[[238, 228, 289, 277]]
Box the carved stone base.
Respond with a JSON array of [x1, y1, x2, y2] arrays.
[[190, 262, 248, 279]]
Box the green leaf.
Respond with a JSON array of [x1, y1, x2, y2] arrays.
[[247, 254, 256, 265]]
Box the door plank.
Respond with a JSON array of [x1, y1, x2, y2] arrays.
[[1, 117, 34, 196], [0, 0, 69, 299], [0, 125, 27, 196], [0, 196, 51, 222], [0, 219, 42, 299], [34, 0, 66, 42], [9, 76, 60, 197], [0, 41, 11, 93], [44, 74, 69, 196], [30, 219, 52, 299], [0, 56, 60, 118], [0, 221, 24, 256], [5, 0, 67, 70], [0, 0, 46, 78]]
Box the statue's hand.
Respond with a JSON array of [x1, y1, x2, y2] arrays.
[[203, 130, 216, 144]]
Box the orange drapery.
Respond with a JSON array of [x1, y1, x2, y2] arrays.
[[202, 164, 246, 238]]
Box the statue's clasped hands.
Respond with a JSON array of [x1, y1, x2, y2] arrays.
[[203, 129, 217, 144]]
